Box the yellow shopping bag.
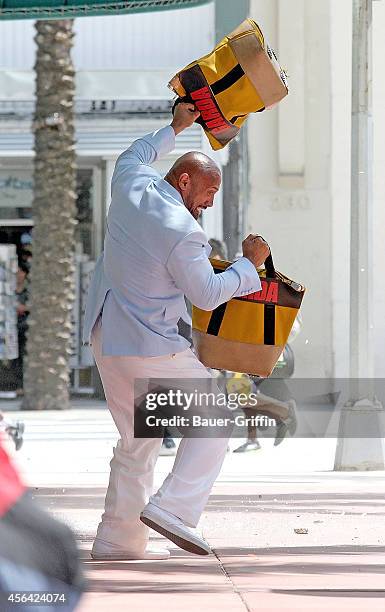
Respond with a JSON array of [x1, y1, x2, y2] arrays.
[[169, 18, 288, 150], [192, 254, 305, 377]]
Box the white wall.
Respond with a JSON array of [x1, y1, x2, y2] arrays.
[[248, 0, 333, 377], [248, 0, 385, 379]]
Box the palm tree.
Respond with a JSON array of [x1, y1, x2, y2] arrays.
[[22, 20, 77, 410]]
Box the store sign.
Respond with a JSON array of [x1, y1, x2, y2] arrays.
[[0, 170, 33, 209]]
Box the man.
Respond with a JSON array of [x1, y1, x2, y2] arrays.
[[82, 103, 269, 560]]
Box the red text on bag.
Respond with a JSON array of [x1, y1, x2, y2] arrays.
[[190, 86, 229, 134], [239, 280, 279, 304]]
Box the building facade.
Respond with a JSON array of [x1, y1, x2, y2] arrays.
[[2, 0, 384, 383], [247, 0, 385, 378], [0, 3, 226, 389], [0, 2, 223, 263]]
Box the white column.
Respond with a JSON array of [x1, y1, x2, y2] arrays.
[[349, 0, 374, 381], [330, 0, 352, 379], [334, 0, 385, 471]]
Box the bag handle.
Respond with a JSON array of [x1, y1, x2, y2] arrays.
[[253, 235, 275, 278], [264, 253, 276, 278]]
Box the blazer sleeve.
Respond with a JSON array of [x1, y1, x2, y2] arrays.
[[112, 125, 175, 184], [166, 231, 262, 311]]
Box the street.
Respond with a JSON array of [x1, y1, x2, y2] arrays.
[[3, 401, 385, 611]]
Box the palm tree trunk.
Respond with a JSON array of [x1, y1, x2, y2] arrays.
[[22, 20, 77, 411]]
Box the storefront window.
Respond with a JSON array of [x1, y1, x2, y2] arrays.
[[0, 168, 94, 257], [0, 171, 33, 220], [0, 168, 96, 394]]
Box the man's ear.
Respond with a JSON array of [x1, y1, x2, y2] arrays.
[[178, 172, 190, 192]]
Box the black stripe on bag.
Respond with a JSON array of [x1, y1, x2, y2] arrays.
[[230, 114, 246, 124], [211, 63, 245, 95], [207, 302, 227, 336], [264, 303, 275, 345]]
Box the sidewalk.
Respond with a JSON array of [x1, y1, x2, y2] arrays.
[[3, 402, 385, 611]]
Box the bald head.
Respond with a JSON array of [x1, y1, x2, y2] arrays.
[[165, 151, 221, 220], [168, 151, 220, 180]]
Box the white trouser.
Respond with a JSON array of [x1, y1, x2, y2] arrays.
[[91, 316, 229, 553]]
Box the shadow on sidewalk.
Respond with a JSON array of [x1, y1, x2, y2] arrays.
[[31, 487, 106, 510], [263, 589, 385, 599], [83, 579, 232, 594], [30, 487, 385, 595], [213, 544, 385, 557], [81, 549, 233, 594], [205, 493, 385, 516], [208, 544, 385, 581], [31, 488, 385, 515], [76, 543, 385, 595]]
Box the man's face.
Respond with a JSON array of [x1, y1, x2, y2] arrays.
[[179, 172, 221, 220]]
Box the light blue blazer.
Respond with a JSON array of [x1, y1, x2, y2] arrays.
[[82, 126, 262, 356]]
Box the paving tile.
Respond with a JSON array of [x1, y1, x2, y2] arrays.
[[5, 405, 385, 611]]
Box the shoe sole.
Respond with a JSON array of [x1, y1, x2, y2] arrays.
[[140, 515, 210, 556]]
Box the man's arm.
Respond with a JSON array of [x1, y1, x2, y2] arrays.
[[166, 231, 266, 311], [113, 103, 200, 179], [113, 126, 175, 177]]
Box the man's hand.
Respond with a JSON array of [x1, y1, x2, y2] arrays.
[[242, 235, 270, 269], [171, 102, 200, 135]]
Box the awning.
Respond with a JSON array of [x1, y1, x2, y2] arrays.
[[0, 0, 210, 20]]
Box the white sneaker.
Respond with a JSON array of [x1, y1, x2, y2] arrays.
[[91, 538, 170, 560], [140, 503, 211, 556]]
